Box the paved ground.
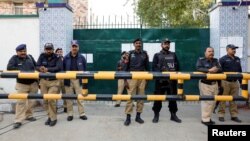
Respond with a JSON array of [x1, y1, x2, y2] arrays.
[[0, 101, 249, 141]]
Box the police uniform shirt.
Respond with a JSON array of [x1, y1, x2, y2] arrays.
[[70, 53, 78, 71], [7, 55, 37, 84], [196, 57, 222, 83], [219, 55, 242, 72], [126, 50, 149, 71], [117, 60, 127, 71], [196, 57, 222, 73], [152, 50, 179, 72], [36, 53, 63, 73]]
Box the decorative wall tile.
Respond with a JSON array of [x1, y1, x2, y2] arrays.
[[210, 7, 220, 57], [210, 6, 248, 71], [39, 8, 73, 54]]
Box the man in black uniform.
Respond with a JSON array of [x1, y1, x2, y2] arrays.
[[152, 39, 181, 123], [218, 44, 242, 122], [7, 44, 38, 129], [196, 47, 222, 125], [124, 38, 149, 126], [37, 43, 63, 127]]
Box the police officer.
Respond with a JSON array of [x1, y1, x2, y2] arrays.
[[152, 39, 181, 123], [196, 47, 222, 126], [63, 40, 87, 121], [124, 38, 149, 126], [37, 43, 63, 126], [218, 44, 242, 123], [55, 48, 67, 113], [114, 51, 129, 107], [7, 44, 38, 129], [55, 48, 63, 57]]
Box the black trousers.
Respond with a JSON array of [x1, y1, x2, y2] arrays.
[[152, 80, 178, 113]]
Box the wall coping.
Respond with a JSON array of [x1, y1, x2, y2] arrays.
[[36, 2, 73, 12], [209, 1, 250, 12]]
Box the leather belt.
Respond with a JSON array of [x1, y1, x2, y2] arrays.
[[225, 80, 237, 82], [201, 80, 216, 85]]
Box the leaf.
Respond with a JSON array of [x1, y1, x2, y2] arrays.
[[137, 0, 213, 27]]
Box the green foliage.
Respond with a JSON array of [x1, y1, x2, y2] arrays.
[[137, 0, 213, 27]]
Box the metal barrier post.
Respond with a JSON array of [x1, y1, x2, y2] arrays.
[[177, 79, 184, 95], [241, 79, 248, 99], [82, 79, 88, 95]]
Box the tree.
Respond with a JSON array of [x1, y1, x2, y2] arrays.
[[137, 0, 213, 27]]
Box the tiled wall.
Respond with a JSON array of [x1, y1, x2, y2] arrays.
[[210, 6, 248, 71], [209, 7, 220, 58], [39, 8, 73, 54]]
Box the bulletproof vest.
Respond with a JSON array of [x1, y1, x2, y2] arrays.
[[157, 51, 177, 71]]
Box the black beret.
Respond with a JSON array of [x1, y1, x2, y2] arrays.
[[16, 44, 26, 51]]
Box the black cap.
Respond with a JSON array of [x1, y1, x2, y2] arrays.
[[226, 44, 238, 49], [71, 40, 79, 47], [133, 38, 142, 43], [44, 43, 54, 49], [161, 38, 171, 44], [16, 44, 26, 51]]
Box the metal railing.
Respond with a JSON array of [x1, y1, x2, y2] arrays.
[[73, 15, 169, 29]]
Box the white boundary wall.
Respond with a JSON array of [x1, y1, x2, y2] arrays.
[[0, 17, 39, 93]]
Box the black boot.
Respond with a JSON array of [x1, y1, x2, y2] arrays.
[[135, 112, 144, 124], [170, 112, 182, 123], [124, 114, 131, 126], [45, 118, 51, 125], [152, 112, 159, 123], [64, 108, 67, 113]]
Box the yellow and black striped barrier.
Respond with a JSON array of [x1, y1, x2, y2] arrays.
[[82, 79, 88, 95], [241, 79, 248, 99], [0, 71, 249, 80], [177, 79, 184, 95], [0, 93, 247, 101], [0, 71, 249, 101]]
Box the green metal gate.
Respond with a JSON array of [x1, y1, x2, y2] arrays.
[[73, 28, 209, 94]]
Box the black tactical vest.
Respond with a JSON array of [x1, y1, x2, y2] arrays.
[[157, 51, 177, 71]]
